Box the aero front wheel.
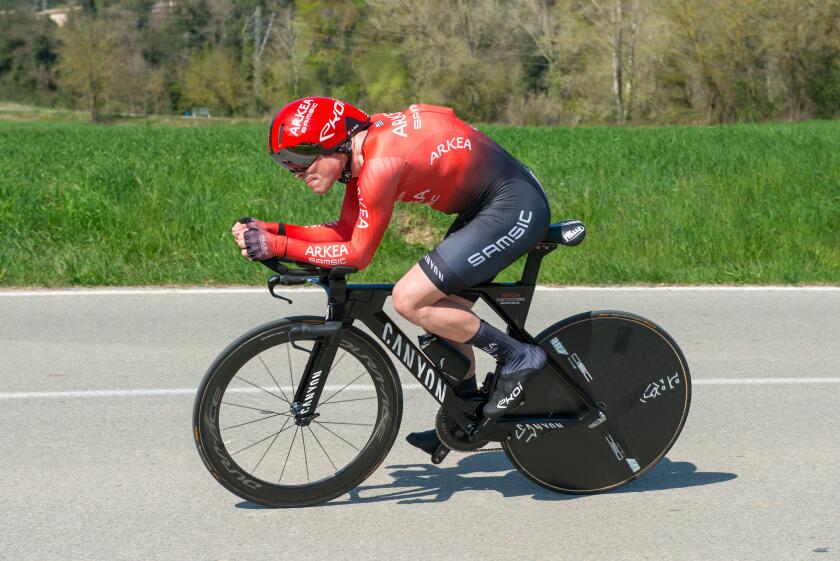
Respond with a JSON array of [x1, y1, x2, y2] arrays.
[[503, 311, 691, 494], [193, 317, 403, 507]]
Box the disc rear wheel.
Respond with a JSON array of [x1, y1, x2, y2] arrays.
[[502, 311, 691, 493]]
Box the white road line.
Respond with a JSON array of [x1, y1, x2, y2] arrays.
[[0, 385, 408, 400], [0, 287, 321, 297], [534, 286, 840, 291], [691, 377, 840, 385], [0, 286, 837, 297], [1, 377, 839, 400]]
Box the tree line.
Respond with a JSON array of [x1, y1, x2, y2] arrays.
[[1, 0, 838, 124]]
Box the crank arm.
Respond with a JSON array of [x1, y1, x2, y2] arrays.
[[470, 408, 606, 442]]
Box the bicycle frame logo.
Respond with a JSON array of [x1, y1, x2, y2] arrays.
[[380, 321, 447, 402], [515, 421, 565, 443], [299, 369, 323, 416]]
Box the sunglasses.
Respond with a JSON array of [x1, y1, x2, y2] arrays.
[[270, 143, 323, 173]]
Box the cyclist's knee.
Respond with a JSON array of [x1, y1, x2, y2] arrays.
[[392, 279, 419, 321], [392, 272, 443, 322]]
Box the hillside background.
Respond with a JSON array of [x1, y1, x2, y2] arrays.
[[2, 0, 839, 125]]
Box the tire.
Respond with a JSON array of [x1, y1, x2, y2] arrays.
[[193, 316, 403, 507], [503, 311, 691, 494]]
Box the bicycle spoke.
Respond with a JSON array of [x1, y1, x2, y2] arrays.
[[252, 417, 291, 473], [301, 427, 310, 483], [235, 375, 289, 403], [279, 427, 299, 483], [230, 423, 296, 457], [332, 350, 348, 370], [258, 354, 291, 403], [221, 411, 290, 431], [316, 420, 374, 427], [319, 371, 368, 406], [307, 426, 338, 472], [286, 339, 295, 392], [316, 396, 378, 407], [312, 421, 361, 452], [222, 401, 286, 416]]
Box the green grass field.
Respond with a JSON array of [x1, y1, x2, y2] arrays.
[[1, 117, 838, 286]]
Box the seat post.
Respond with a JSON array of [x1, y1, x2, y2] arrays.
[[520, 243, 557, 286]]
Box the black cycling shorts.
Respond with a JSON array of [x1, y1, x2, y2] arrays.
[[418, 178, 550, 296]]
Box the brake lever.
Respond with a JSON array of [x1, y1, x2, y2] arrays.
[[267, 275, 293, 304]]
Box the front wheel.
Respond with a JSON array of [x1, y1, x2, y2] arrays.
[[503, 311, 691, 493], [193, 317, 403, 507]]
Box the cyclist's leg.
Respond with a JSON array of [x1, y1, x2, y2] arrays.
[[393, 264, 543, 380], [402, 294, 479, 456], [392, 207, 486, 345], [394, 214, 477, 378], [391, 210, 497, 347], [395, 178, 551, 419], [396, 180, 549, 332], [445, 294, 477, 380], [424, 179, 550, 416], [392, 266, 480, 343]]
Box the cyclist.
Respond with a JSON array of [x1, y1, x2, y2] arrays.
[[232, 97, 550, 457]]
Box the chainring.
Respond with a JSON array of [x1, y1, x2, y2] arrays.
[[435, 407, 491, 452]]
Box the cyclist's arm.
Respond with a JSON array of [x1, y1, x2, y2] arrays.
[[283, 157, 402, 269]]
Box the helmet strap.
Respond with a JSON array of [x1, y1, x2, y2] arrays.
[[337, 140, 353, 184]]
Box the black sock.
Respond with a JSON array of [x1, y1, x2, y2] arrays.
[[466, 321, 546, 376]]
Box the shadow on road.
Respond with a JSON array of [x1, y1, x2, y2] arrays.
[[236, 453, 736, 508]]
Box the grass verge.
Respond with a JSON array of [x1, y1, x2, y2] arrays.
[[1, 118, 838, 286]]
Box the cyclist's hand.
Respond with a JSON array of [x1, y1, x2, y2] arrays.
[[239, 228, 288, 261], [231, 217, 280, 238], [231, 218, 250, 238], [231, 218, 250, 249]]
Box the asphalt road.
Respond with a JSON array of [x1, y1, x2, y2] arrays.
[[1, 286, 839, 561]]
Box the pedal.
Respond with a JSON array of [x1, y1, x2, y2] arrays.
[[431, 444, 451, 464]]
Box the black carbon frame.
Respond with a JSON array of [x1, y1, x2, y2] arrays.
[[283, 243, 606, 440]]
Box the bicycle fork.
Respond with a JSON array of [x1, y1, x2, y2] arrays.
[[288, 321, 345, 425]]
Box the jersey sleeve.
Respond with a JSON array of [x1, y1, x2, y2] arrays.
[[283, 181, 359, 243], [283, 157, 403, 269]]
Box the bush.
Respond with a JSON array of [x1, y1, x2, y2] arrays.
[[504, 94, 566, 126], [808, 58, 840, 119]]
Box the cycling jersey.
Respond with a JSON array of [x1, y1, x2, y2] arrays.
[[281, 104, 550, 292]]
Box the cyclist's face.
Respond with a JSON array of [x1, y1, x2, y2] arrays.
[[296, 153, 345, 195]]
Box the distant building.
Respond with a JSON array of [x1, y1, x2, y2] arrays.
[[35, 6, 80, 27], [32, 2, 176, 28], [187, 107, 212, 118]]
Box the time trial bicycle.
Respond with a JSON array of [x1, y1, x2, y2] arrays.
[[193, 219, 691, 507]]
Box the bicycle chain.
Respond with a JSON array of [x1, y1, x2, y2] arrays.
[[435, 407, 505, 454], [467, 446, 504, 453]]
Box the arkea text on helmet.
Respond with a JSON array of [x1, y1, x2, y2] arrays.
[[288, 98, 316, 137]]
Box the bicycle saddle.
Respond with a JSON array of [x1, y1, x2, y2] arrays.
[[543, 219, 586, 246]]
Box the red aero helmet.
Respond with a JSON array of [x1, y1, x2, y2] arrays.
[[268, 97, 370, 173]]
